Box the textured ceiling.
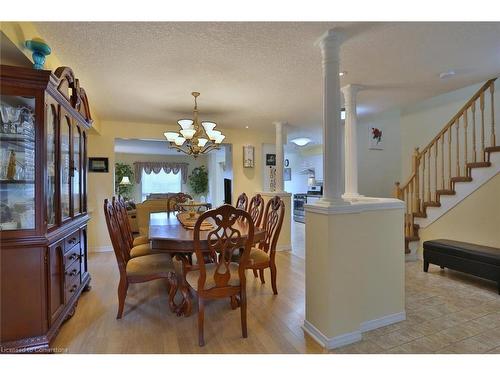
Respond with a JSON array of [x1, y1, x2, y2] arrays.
[[34, 22, 500, 139]]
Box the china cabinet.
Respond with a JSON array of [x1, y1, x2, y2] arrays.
[[0, 65, 92, 352]]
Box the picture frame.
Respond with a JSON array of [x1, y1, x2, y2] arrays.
[[266, 153, 276, 166], [88, 157, 109, 173], [284, 167, 291, 181], [369, 126, 384, 150], [243, 145, 254, 168]]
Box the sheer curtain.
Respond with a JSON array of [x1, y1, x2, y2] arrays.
[[141, 169, 182, 201]]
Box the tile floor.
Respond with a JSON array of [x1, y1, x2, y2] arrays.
[[331, 260, 500, 354]]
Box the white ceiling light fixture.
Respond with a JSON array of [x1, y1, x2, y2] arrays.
[[163, 92, 225, 157], [290, 137, 312, 146], [439, 70, 456, 79]]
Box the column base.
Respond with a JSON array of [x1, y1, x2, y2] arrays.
[[315, 197, 352, 207], [341, 192, 364, 200]]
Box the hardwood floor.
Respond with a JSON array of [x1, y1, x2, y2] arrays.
[[53, 244, 500, 354], [53, 251, 322, 353]]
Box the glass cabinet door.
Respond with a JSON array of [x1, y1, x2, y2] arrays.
[[60, 113, 71, 220], [82, 131, 87, 212], [46, 103, 57, 227], [73, 125, 81, 215], [0, 95, 36, 231]]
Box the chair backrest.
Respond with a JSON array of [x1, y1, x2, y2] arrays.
[[258, 196, 285, 257], [248, 193, 265, 227], [113, 196, 134, 249], [103, 198, 130, 274], [167, 192, 193, 215], [235, 192, 248, 211], [136, 199, 169, 236], [193, 204, 254, 293]]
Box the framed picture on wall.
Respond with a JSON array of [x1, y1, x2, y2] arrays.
[[266, 153, 276, 166], [284, 167, 291, 181], [243, 145, 254, 168], [369, 126, 384, 150], [88, 157, 109, 173]]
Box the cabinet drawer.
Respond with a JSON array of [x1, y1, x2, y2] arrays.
[[65, 274, 81, 303], [64, 262, 81, 286], [64, 244, 80, 269], [64, 230, 80, 252]]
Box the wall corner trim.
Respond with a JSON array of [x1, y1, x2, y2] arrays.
[[359, 311, 406, 332]]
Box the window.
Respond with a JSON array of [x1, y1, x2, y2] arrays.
[[141, 169, 182, 201]]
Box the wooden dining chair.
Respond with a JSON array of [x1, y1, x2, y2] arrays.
[[167, 192, 193, 216], [246, 196, 285, 295], [112, 197, 156, 258], [104, 199, 178, 318], [117, 196, 149, 246], [178, 204, 255, 346], [248, 193, 264, 228], [235, 192, 248, 211]]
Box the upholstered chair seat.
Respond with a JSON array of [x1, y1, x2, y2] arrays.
[[126, 253, 175, 277], [185, 262, 240, 290], [133, 235, 149, 246], [129, 243, 156, 258], [248, 247, 270, 265]]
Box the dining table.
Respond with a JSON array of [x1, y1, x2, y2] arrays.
[[148, 211, 266, 316]]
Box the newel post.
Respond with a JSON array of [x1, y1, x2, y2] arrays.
[[412, 147, 420, 213], [393, 182, 402, 200]]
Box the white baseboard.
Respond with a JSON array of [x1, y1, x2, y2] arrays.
[[89, 246, 113, 253], [302, 320, 362, 349], [276, 244, 291, 251], [303, 310, 406, 349], [359, 311, 406, 332]]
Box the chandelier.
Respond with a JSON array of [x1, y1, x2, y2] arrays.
[[164, 92, 225, 157]]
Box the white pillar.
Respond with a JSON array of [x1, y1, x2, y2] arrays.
[[316, 29, 346, 205], [341, 84, 363, 199], [274, 121, 285, 193]]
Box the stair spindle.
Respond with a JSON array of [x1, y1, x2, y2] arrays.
[[412, 148, 420, 212], [448, 128, 452, 189], [427, 149, 431, 202], [456, 118, 460, 176], [472, 101, 477, 162], [464, 110, 468, 176], [409, 180, 414, 237], [441, 135, 445, 189], [434, 139, 438, 201], [480, 91, 485, 161], [491, 82, 496, 147]]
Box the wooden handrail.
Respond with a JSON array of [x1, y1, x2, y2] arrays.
[[417, 79, 496, 158], [395, 77, 497, 252]]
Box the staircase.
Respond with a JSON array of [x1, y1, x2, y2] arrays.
[[394, 78, 499, 254]]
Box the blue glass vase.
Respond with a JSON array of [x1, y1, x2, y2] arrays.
[[25, 39, 51, 70]]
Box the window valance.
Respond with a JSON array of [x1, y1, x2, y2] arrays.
[[134, 162, 188, 183]]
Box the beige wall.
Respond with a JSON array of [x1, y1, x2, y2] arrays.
[[305, 204, 405, 342], [358, 109, 401, 198], [418, 172, 500, 254], [115, 152, 208, 203], [87, 120, 274, 251]]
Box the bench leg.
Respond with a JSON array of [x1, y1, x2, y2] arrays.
[[423, 261, 429, 272]]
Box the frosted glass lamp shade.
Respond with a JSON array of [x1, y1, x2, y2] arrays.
[[180, 129, 196, 139], [177, 119, 194, 130], [174, 137, 186, 146], [207, 130, 221, 141], [119, 176, 132, 185], [214, 134, 225, 144], [164, 132, 180, 142], [201, 121, 217, 132], [198, 138, 208, 147]]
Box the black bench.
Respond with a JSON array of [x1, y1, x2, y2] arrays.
[[423, 239, 500, 294]]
